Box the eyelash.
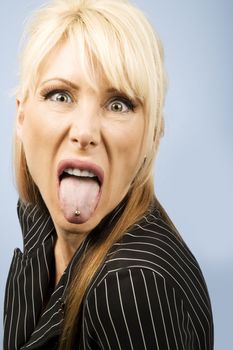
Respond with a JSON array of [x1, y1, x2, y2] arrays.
[[40, 87, 137, 112], [106, 96, 136, 112], [40, 87, 74, 103]]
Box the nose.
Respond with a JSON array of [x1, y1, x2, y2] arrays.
[[69, 110, 101, 150]]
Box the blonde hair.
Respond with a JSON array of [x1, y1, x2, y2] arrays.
[[14, 0, 168, 347]]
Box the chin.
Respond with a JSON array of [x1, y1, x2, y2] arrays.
[[52, 208, 103, 236]]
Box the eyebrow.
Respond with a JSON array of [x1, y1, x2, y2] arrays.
[[105, 88, 123, 94], [39, 78, 80, 90], [39, 78, 127, 97]]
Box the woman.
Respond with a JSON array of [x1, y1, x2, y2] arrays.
[[3, 0, 214, 349]]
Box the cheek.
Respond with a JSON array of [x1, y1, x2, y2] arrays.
[[120, 120, 145, 158], [21, 110, 54, 184], [107, 118, 145, 181], [22, 103, 59, 154]]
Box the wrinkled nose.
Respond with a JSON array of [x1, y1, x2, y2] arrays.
[[69, 112, 100, 150]]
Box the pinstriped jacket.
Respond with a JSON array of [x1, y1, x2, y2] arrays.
[[4, 200, 214, 350]]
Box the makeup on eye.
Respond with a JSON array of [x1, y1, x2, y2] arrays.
[[39, 83, 138, 112], [105, 96, 137, 113], [40, 86, 74, 104]]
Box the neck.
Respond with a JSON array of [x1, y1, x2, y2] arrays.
[[54, 229, 88, 285]]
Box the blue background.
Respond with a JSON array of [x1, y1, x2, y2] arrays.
[[1, 1, 232, 348]]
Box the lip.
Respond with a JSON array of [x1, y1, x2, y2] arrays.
[[57, 159, 104, 185]]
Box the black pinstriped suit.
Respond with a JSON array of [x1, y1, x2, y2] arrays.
[[4, 199, 214, 349]]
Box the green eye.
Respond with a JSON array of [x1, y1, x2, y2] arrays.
[[50, 92, 72, 103], [44, 90, 73, 103], [107, 97, 135, 113], [110, 101, 125, 112]]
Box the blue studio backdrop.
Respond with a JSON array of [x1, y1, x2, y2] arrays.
[[1, 1, 232, 349]]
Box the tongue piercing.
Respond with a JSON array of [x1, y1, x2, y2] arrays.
[[75, 210, 81, 217]]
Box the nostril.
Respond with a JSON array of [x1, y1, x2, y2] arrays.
[[70, 131, 97, 149], [69, 122, 100, 148]]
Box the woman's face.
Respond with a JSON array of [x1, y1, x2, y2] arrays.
[[17, 40, 145, 237]]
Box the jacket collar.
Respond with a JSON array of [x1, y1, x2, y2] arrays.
[[17, 200, 55, 255], [16, 198, 128, 348]]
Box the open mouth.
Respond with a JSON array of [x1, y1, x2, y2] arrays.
[[59, 168, 102, 186], [57, 160, 104, 224], [58, 159, 104, 185]]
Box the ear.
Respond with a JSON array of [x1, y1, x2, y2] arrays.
[[16, 98, 25, 140]]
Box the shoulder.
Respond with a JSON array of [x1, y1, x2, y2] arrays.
[[84, 266, 213, 349], [87, 206, 212, 321], [105, 207, 202, 288], [82, 208, 213, 349]]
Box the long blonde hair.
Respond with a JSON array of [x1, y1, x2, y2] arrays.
[[14, 0, 168, 347]]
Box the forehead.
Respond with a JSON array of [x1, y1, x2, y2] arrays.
[[34, 36, 140, 102], [37, 39, 106, 89]]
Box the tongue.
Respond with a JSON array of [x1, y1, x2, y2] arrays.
[[59, 176, 100, 224]]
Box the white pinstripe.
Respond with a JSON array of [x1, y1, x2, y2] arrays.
[[129, 269, 147, 349], [186, 315, 192, 350], [189, 313, 202, 350], [130, 227, 209, 297], [111, 234, 207, 295], [14, 257, 23, 349], [116, 272, 134, 349], [32, 310, 61, 335], [84, 317, 96, 343], [36, 248, 43, 304], [163, 277, 179, 349], [140, 269, 160, 349], [42, 241, 50, 281], [24, 321, 63, 348], [94, 288, 112, 349], [172, 288, 185, 350], [7, 252, 20, 349], [30, 259, 36, 327], [153, 272, 171, 350], [108, 244, 208, 307], [24, 213, 45, 241], [181, 299, 188, 348], [23, 257, 28, 343], [86, 300, 105, 349], [4, 201, 213, 349], [105, 257, 211, 332], [104, 279, 122, 350]]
